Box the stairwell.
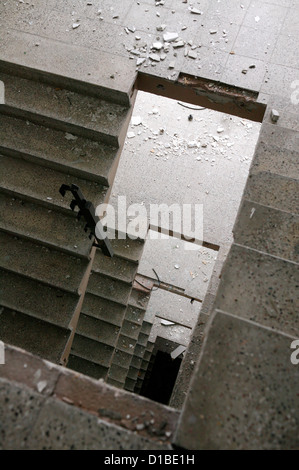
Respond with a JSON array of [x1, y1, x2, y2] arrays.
[[0, 61, 138, 370]]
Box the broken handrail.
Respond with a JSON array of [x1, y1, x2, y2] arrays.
[[59, 183, 113, 258]]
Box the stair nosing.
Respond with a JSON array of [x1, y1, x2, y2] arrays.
[[0, 103, 120, 147], [0, 226, 91, 260]]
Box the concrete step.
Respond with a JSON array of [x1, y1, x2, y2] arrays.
[[0, 115, 118, 186], [109, 350, 133, 370], [108, 364, 129, 385], [116, 334, 137, 353], [0, 72, 130, 147], [67, 354, 108, 380], [0, 307, 70, 364], [120, 320, 142, 341], [110, 237, 145, 264], [129, 288, 151, 311], [134, 344, 147, 359], [126, 366, 140, 382], [0, 268, 80, 329], [106, 377, 126, 389], [141, 321, 153, 336], [137, 332, 150, 347], [81, 293, 127, 327], [71, 334, 114, 368], [124, 378, 137, 392], [0, 193, 93, 258], [0, 231, 89, 294], [92, 248, 138, 284], [87, 272, 132, 305], [125, 305, 146, 326], [130, 356, 143, 370], [233, 199, 299, 263], [244, 171, 299, 215], [0, 154, 107, 214], [75, 314, 120, 347], [0, 59, 133, 107]]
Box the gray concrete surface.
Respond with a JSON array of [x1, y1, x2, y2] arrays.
[[108, 91, 260, 348], [1, 0, 299, 450]]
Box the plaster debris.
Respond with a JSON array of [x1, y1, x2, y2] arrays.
[[163, 32, 179, 42], [173, 40, 185, 48], [37, 380, 47, 393], [250, 207, 256, 219], [161, 319, 175, 326], [189, 8, 203, 15], [188, 50, 197, 59], [72, 22, 80, 29], [65, 133, 78, 141], [152, 41, 163, 50], [271, 109, 280, 123], [157, 24, 167, 31], [136, 57, 146, 66], [132, 116, 142, 126], [149, 53, 161, 62], [209, 29, 217, 34], [187, 141, 198, 148], [171, 345, 186, 360], [168, 61, 176, 69], [127, 132, 136, 139]]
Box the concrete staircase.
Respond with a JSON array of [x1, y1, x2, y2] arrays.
[[0, 61, 136, 366], [68, 237, 149, 388]]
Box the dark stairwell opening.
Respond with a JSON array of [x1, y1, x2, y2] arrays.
[[140, 350, 182, 406]]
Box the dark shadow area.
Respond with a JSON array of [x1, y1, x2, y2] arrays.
[[140, 350, 182, 405]]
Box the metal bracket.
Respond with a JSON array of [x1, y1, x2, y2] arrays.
[[59, 183, 113, 257]]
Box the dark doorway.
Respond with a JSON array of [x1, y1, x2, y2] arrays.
[[140, 350, 182, 405]]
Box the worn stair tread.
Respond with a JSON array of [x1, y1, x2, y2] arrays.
[[87, 271, 132, 305], [108, 364, 129, 383], [76, 314, 120, 347], [0, 59, 134, 107], [0, 72, 130, 146], [108, 349, 133, 369], [125, 305, 146, 326], [126, 367, 140, 381], [0, 115, 118, 185], [0, 231, 89, 293], [93, 248, 137, 284], [121, 320, 142, 341], [129, 288, 151, 311], [0, 193, 93, 258], [109, 237, 145, 263], [0, 307, 70, 364], [116, 334, 137, 353], [244, 171, 299, 215], [67, 354, 108, 380], [0, 154, 107, 212], [106, 377, 125, 388], [130, 356, 143, 370], [71, 334, 114, 368], [0, 269, 80, 329], [81, 293, 127, 327], [124, 378, 136, 392]]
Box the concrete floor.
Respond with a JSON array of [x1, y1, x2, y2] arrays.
[[1, 0, 298, 450], [109, 91, 261, 348]]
